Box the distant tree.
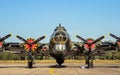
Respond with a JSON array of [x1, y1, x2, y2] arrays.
[[99, 55, 107, 60], [12, 54, 21, 60], [35, 56, 43, 60], [105, 52, 113, 60], [0, 52, 20, 60], [116, 52, 120, 60]]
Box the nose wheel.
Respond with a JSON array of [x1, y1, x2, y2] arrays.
[[55, 57, 64, 66]]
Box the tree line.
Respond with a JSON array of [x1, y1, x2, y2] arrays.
[[0, 52, 120, 60]]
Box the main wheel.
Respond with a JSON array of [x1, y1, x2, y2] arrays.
[[27, 55, 33, 68], [87, 58, 93, 68], [28, 60, 33, 68], [85, 52, 93, 68]]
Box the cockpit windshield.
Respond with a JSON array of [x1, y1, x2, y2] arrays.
[[53, 31, 68, 44]]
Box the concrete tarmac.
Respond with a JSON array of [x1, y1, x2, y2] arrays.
[[0, 61, 120, 75]]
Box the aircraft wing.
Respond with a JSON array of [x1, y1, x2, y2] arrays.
[[4, 42, 50, 56], [73, 35, 119, 56], [3, 42, 25, 54]]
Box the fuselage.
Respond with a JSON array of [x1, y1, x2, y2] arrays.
[[49, 24, 71, 57]]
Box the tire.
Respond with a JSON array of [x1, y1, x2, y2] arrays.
[[56, 56, 64, 66], [28, 60, 33, 68], [56, 59, 64, 66], [27, 55, 33, 68], [88, 59, 93, 68], [85, 52, 93, 68]]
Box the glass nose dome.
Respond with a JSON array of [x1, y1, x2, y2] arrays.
[[53, 31, 68, 44]]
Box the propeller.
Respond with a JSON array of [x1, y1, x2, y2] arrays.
[[0, 34, 12, 42], [109, 33, 120, 41], [76, 35, 105, 50], [76, 35, 105, 45], [16, 35, 46, 50]]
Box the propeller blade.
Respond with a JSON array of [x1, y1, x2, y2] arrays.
[[92, 36, 105, 44], [109, 33, 120, 41], [76, 35, 87, 43], [16, 35, 27, 43], [33, 35, 46, 44], [0, 34, 12, 42]]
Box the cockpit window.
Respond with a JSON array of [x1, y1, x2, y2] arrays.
[[53, 31, 68, 44], [54, 32, 66, 36]]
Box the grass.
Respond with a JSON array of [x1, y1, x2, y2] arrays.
[[0, 60, 120, 64]]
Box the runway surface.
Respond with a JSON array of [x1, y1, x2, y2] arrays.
[[0, 61, 120, 75]]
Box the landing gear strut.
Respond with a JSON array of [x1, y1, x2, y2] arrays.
[[85, 51, 93, 68], [27, 55, 33, 68], [27, 51, 34, 68]]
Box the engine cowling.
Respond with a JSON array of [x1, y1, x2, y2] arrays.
[[24, 38, 38, 51], [84, 38, 96, 51]]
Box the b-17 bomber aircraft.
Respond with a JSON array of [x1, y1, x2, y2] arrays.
[[0, 25, 119, 69]]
